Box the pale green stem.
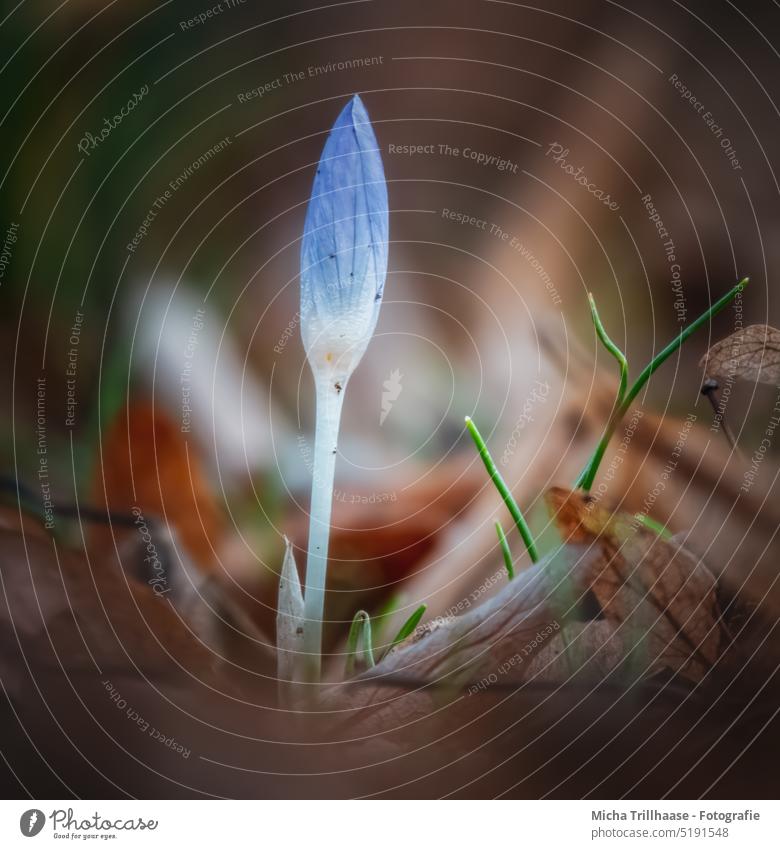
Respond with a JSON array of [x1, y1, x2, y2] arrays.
[[303, 378, 345, 682]]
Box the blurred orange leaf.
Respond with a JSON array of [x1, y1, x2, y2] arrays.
[[93, 399, 224, 574]]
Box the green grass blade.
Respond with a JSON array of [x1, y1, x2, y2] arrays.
[[465, 416, 539, 562], [621, 277, 748, 411], [385, 604, 427, 657], [494, 520, 515, 579], [576, 278, 748, 491], [589, 292, 628, 405], [634, 513, 672, 539], [371, 592, 402, 646]]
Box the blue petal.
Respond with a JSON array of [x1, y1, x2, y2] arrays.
[[300, 95, 389, 336]]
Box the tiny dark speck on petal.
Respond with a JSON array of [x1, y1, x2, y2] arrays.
[[329, 254, 335, 259], [296, 627, 304, 635], [335, 382, 342, 393], [374, 292, 381, 301]]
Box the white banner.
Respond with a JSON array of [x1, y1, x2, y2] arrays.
[[0, 800, 775, 848]]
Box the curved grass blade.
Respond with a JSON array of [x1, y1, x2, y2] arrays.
[[576, 278, 748, 491], [589, 292, 628, 406], [345, 610, 376, 677]]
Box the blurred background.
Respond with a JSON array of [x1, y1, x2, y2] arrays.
[[1, 0, 780, 797]]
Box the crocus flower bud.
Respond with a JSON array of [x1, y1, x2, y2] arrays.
[[298, 96, 389, 683], [300, 94, 389, 387]]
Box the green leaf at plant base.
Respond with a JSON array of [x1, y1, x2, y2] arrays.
[[276, 537, 305, 684], [345, 610, 376, 677]]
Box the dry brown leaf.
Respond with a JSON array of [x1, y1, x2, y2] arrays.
[[524, 621, 624, 682], [321, 489, 725, 734], [545, 487, 722, 681], [699, 324, 780, 383], [322, 544, 603, 721], [0, 528, 220, 692]]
